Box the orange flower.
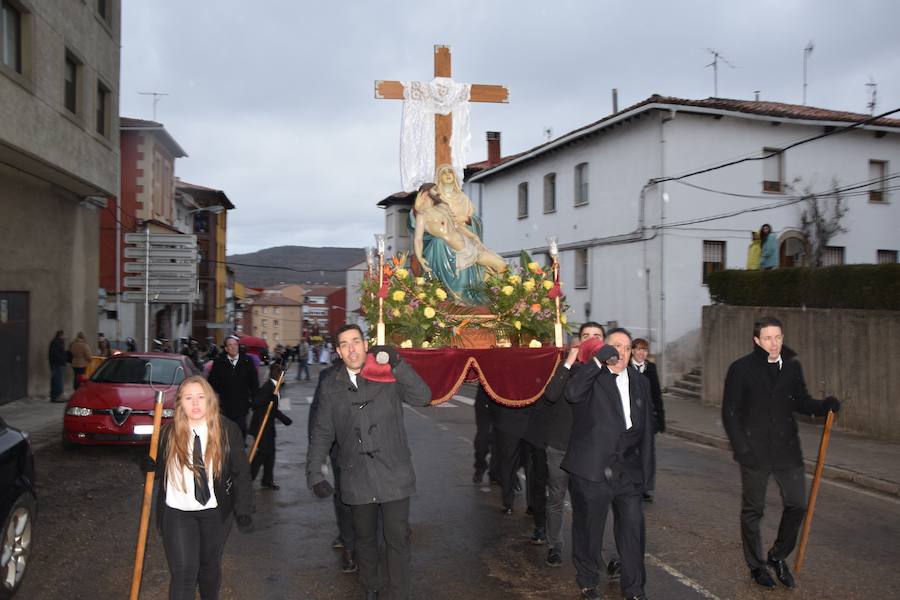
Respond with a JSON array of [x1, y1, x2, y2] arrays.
[[530, 303, 541, 313]]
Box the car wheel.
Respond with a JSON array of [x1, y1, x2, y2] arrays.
[[0, 493, 35, 599]]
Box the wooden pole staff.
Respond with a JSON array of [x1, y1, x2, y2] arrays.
[[248, 370, 285, 464], [548, 237, 563, 347], [794, 409, 836, 573], [129, 389, 165, 600], [375, 234, 386, 345]]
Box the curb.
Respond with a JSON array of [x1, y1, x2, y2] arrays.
[[665, 426, 900, 499]]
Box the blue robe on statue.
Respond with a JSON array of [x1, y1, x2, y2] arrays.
[[409, 211, 485, 305]]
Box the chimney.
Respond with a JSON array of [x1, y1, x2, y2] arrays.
[[486, 131, 501, 166], [612, 88, 619, 113]]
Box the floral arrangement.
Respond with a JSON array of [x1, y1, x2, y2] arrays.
[[475, 251, 571, 346], [358, 252, 461, 348]]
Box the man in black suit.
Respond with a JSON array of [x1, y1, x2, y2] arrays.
[[722, 316, 840, 589], [631, 338, 664, 502], [563, 328, 653, 600], [208, 335, 259, 441], [249, 362, 292, 490]]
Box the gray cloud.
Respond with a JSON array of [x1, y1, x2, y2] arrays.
[[120, 0, 900, 254]]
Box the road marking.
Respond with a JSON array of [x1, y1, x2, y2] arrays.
[[452, 394, 475, 406], [435, 403, 456, 409], [645, 553, 722, 600], [457, 435, 471, 444]]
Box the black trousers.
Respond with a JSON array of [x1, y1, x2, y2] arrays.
[[569, 473, 645, 596], [524, 442, 548, 528], [494, 428, 524, 509], [739, 464, 806, 568], [351, 497, 411, 599], [473, 393, 498, 479], [161, 505, 231, 600], [332, 460, 356, 552], [250, 443, 275, 484]]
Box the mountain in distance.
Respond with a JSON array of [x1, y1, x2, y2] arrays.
[[227, 245, 365, 288]]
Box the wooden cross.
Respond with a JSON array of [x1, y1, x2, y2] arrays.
[[375, 45, 509, 169]]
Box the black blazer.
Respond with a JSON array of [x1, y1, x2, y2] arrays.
[[636, 361, 665, 433], [154, 417, 253, 529], [208, 353, 259, 421], [523, 361, 577, 451], [722, 344, 830, 469], [561, 361, 654, 489]]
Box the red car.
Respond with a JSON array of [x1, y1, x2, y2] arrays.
[[63, 353, 199, 446]]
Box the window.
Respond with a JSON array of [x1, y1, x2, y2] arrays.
[[574, 162, 589, 206], [543, 173, 556, 213], [64, 51, 80, 114], [397, 209, 411, 237], [877, 249, 897, 264], [262, 319, 268, 327], [822, 246, 845, 266], [96, 79, 111, 136], [575, 248, 588, 289], [1, 0, 21, 73], [273, 307, 279, 315], [273, 320, 279, 327], [517, 182, 528, 219], [869, 160, 887, 202], [762, 148, 783, 193], [97, 0, 111, 23], [702, 240, 726, 284]]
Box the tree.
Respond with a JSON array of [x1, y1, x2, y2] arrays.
[[798, 179, 848, 267]]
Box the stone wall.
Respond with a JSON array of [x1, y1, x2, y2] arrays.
[[702, 304, 900, 441]]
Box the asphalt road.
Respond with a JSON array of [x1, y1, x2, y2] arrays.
[[16, 373, 900, 599]]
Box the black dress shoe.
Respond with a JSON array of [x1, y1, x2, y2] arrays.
[[580, 587, 600, 599], [502, 505, 513, 515], [545, 547, 562, 567], [261, 481, 280, 490], [529, 527, 546, 545], [750, 567, 776, 588], [766, 558, 795, 588], [606, 557, 622, 581], [341, 550, 358, 574], [642, 492, 654, 502], [472, 469, 485, 484], [364, 591, 378, 600], [332, 536, 344, 550]]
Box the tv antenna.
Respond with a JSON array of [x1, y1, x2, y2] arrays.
[[802, 41, 814, 105], [866, 78, 877, 115], [705, 48, 735, 97], [543, 127, 553, 141], [138, 91, 169, 121]]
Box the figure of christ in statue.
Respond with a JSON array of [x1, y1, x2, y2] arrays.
[[412, 182, 507, 304]]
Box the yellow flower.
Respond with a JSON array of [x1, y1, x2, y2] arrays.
[[561, 314, 567, 325], [435, 288, 447, 300], [514, 320, 522, 330], [528, 339, 543, 348], [501, 285, 514, 296], [437, 320, 446, 328], [508, 274, 521, 285], [416, 292, 426, 300], [415, 277, 426, 286], [400, 339, 413, 348], [542, 279, 554, 290], [424, 306, 436, 319], [523, 279, 536, 291], [392, 290, 406, 302], [391, 308, 401, 317], [421, 341, 431, 348], [395, 268, 409, 279], [527, 262, 541, 273]]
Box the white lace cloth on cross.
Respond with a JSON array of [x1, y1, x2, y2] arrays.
[[400, 77, 471, 191]]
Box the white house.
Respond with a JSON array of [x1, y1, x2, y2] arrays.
[[466, 95, 900, 383]]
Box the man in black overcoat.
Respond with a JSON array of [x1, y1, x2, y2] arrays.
[[249, 362, 292, 489], [208, 335, 259, 440], [722, 316, 840, 589], [562, 328, 652, 600]]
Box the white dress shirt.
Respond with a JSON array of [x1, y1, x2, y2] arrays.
[[614, 368, 633, 430], [165, 422, 219, 511]]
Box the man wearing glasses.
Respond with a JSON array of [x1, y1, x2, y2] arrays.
[[562, 328, 653, 600], [306, 324, 431, 600]]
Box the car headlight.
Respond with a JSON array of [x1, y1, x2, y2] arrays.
[[66, 407, 93, 417]]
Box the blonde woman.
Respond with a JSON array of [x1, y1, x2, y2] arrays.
[[142, 375, 253, 599]]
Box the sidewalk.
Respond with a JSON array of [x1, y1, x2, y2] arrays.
[[664, 393, 900, 498], [0, 395, 68, 451]]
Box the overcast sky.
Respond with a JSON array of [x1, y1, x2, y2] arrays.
[[120, 0, 900, 255]]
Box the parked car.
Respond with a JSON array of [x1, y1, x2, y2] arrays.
[[0, 418, 36, 599], [63, 353, 199, 446]]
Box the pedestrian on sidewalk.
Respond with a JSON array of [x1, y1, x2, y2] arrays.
[[306, 324, 432, 600], [97, 332, 112, 358], [631, 338, 664, 502], [722, 316, 841, 590], [140, 375, 254, 600], [68, 332, 93, 390], [48, 330, 67, 402], [208, 336, 259, 442], [295, 339, 310, 381], [759, 223, 778, 269], [563, 328, 652, 600]]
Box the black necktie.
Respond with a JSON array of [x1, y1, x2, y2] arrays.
[[193, 431, 211, 506]]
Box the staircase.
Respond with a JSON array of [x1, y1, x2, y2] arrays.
[[666, 366, 702, 401]]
